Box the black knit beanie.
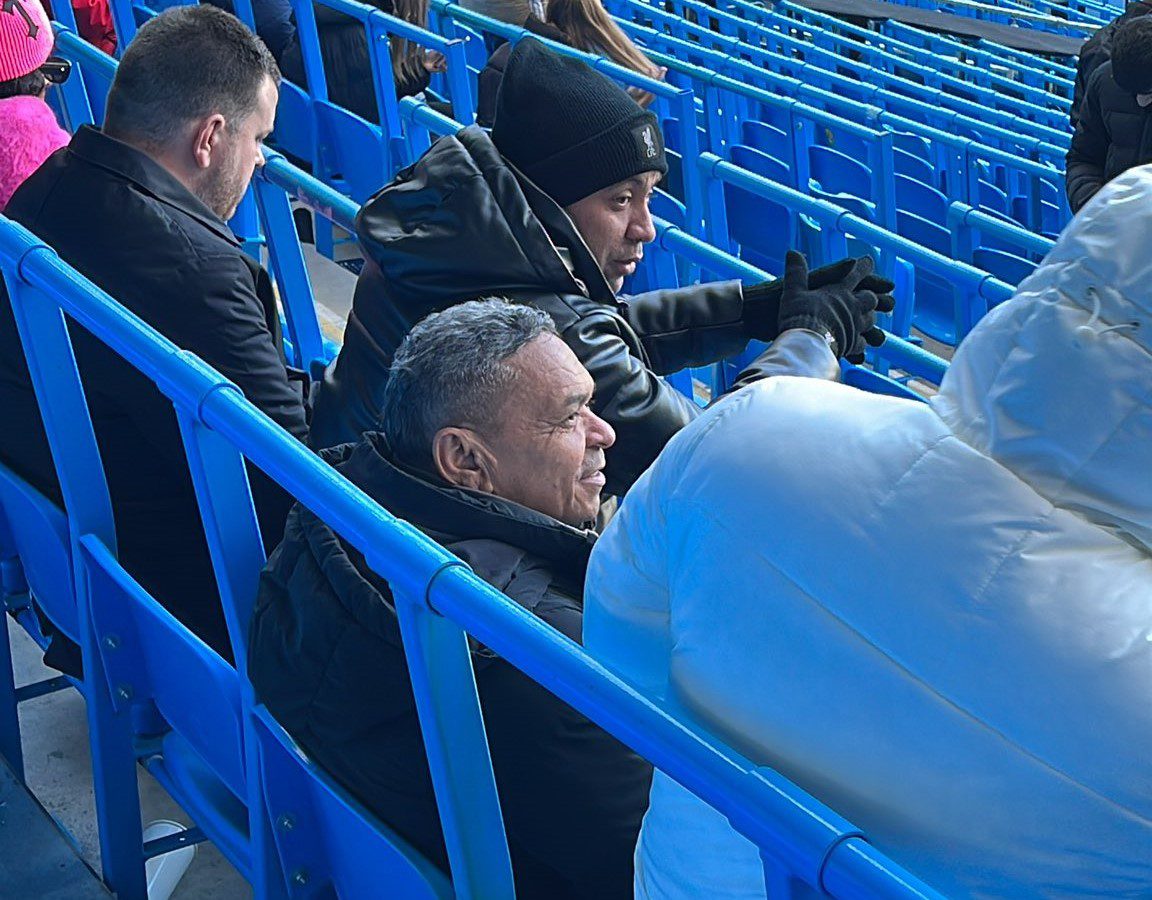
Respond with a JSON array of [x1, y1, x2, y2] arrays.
[[491, 38, 668, 206]]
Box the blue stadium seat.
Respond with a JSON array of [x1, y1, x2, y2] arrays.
[[251, 703, 454, 898], [724, 146, 797, 273], [973, 247, 1036, 287], [897, 210, 970, 344], [895, 173, 949, 224], [809, 145, 873, 201]]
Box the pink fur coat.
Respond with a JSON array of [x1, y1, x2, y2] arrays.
[[0, 95, 69, 212]]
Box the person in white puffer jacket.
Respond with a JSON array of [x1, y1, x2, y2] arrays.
[[584, 166, 1152, 899]]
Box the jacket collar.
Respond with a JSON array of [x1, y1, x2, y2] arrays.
[[326, 431, 598, 589], [69, 126, 239, 246]]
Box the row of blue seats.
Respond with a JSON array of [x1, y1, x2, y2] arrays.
[[606, 0, 1070, 235], [633, 0, 1072, 138], [424, 3, 1039, 343], [1, 22, 949, 899], [733, 0, 1072, 114], [878, 17, 1079, 76], [571, 11, 1070, 239], [881, 0, 1103, 36], [777, 4, 1075, 98], [591, 7, 1069, 182], [93, 0, 1039, 344]]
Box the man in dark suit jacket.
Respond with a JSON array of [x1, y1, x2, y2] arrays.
[[0, 5, 309, 667]]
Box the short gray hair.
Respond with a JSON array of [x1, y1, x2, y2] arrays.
[[380, 299, 557, 471]]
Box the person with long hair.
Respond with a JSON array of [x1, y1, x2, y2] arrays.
[[476, 0, 664, 126], [211, 0, 445, 126], [545, 0, 664, 103]]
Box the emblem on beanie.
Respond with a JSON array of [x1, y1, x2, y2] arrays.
[[1, 0, 39, 39], [632, 121, 663, 162], [642, 125, 657, 159]]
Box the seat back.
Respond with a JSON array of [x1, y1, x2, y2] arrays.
[[809, 145, 873, 201], [251, 704, 453, 898], [973, 247, 1035, 288], [893, 147, 936, 187], [740, 119, 790, 166], [83, 534, 245, 798], [894, 173, 948, 224], [0, 463, 76, 641], [896, 210, 966, 344], [724, 146, 796, 273]]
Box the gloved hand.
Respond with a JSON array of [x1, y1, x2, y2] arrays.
[[776, 251, 893, 363], [743, 254, 896, 358]]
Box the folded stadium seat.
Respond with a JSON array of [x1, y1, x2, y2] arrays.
[[722, 146, 796, 274], [818, 125, 869, 162], [978, 178, 1011, 216], [0, 464, 75, 656], [251, 705, 453, 898], [808, 144, 873, 202], [891, 130, 932, 161], [972, 246, 1036, 288], [658, 116, 706, 203], [896, 209, 968, 345], [893, 147, 937, 189], [750, 102, 791, 133], [739, 120, 790, 172], [894, 173, 949, 225], [0, 462, 74, 780], [1011, 194, 1064, 235]]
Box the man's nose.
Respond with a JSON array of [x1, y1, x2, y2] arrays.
[[586, 410, 616, 449], [627, 200, 657, 245]]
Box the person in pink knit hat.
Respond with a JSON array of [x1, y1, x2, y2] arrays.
[[0, 0, 70, 211]]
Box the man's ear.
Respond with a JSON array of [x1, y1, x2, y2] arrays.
[[191, 114, 228, 171], [432, 427, 497, 493]]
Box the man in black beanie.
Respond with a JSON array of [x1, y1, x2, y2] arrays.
[[310, 38, 893, 496]]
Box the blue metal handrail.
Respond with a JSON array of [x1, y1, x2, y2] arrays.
[[0, 215, 945, 898], [743, 0, 1073, 108], [620, 0, 1072, 136], [612, 0, 1073, 151], [619, 24, 1067, 232]]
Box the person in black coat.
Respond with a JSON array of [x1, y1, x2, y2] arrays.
[[249, 299, 653, 899], [1067, 16, 1152, 213], [0, 7, 309, 668], [208, 0, 443, 125], [311, 39, 894, 495], [1071, 0, 1152, 129]]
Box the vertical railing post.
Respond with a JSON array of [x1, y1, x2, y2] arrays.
[[384, 561, 517, 900]]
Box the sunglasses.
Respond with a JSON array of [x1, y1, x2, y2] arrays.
[[39, 57, 72, 85]]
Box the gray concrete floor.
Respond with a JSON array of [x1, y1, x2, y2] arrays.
[[8, 619, 252, 899]]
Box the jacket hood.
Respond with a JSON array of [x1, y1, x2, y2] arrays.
[[354, 125, 619, 309], [933, 166, 1152, 553]]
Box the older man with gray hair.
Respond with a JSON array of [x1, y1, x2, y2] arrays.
[[249, 298, 653, 900]]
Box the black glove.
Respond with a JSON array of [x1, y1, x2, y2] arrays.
[[776, 251, 890, 362], [743, 255, 896, 354]]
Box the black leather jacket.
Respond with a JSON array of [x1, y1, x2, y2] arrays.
[[311, 126, 837, 493]]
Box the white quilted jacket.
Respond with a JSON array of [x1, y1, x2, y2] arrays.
[[585, 168, 1152, 898]]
